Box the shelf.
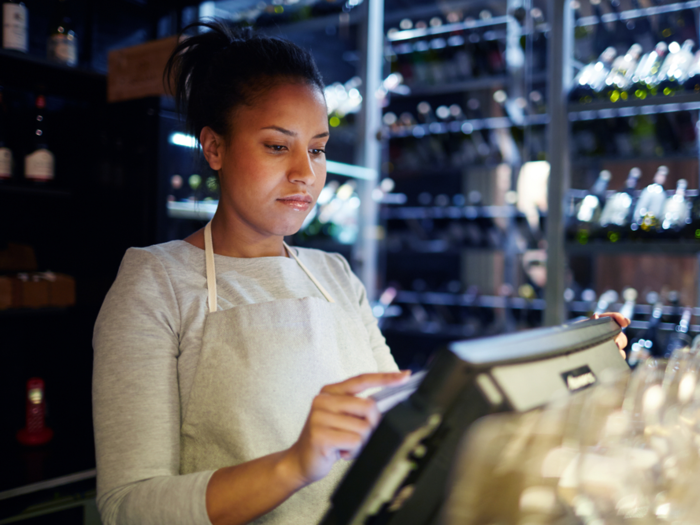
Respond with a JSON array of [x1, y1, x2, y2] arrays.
[[575, 0, 700, 27], [568, 188, 700, 199], [571, 154, 699, 165], [393, 72, 547, 98], [382, 205, 523, 220], [0, 307, 73, 318], [395, 290, 546, 310], [166, 200, 218, 221], [0, 49, 106, 103], [568, 92, 700, 121], [566, 241, 700, 255], [384, 113, 549, 139], [386, 242, 508, 254], [0, 184, 71, 198], [387, 15, 511, 42]]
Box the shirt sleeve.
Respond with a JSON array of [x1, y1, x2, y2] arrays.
[[92, 248, 215, 525], [331, 253, 399, 373]]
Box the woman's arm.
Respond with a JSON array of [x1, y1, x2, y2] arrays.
[[205, 372, 410, 525]]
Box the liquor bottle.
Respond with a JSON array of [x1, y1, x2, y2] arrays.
[[604, 44, 643, 100], [570, 47, 617, 103], [618, 287, 637, 322], [660, 178, 690, 234], [2, 0, 27, 52], [656, 40, 695, 94], [663, 306, 693, 358], [24, 95, 55, 184], [631, 42, 668, 99], [683, 184, 700, 240], [599, 167, 641, 230], [627, 299, 664, 366], [0, 87, 12, 181], [631, 165, 668, 233], [683, 50, 700, 93], [16, 378, 53, 446], [572, 170, 611, 242], [594, 289, 619, 315], [47, 0, 77, 66]]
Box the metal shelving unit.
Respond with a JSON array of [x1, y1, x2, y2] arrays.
[[546, 0, 700, 325]]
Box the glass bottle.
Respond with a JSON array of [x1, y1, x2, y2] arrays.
[[628, 298, 664, 366], [631, 41, 668, 99], [660, 178, 690, 235], [570, 47, 618, 103], [47, 0, 77, 66], [599, 167, 641, 241], [604, 43, 643, 101], [572, 170, 611, 243], [631, 165, 668, 234], [24, 94, 55, 184], [2, 0, 27, 52], [663, 306, 693, 358], [657, 40, 695, 95], [0, 86, 12, 181]]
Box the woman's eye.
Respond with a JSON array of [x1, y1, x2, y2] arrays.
[[310, 148, 326, 155], [267, 144, 286, 152]]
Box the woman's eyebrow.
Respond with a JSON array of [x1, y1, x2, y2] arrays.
[[260, 125, 330, 139]]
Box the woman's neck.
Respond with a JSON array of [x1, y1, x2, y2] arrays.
[[184, 213, 288, 258]]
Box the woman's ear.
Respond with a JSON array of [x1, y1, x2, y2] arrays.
[[200, 126, 224, 171]]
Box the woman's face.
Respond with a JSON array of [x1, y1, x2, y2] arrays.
[[213, 82, 329, 241]]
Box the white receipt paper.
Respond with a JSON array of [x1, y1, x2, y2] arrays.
[[361, 371, 427, 413]]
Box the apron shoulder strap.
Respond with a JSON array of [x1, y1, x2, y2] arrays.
[[203, 223, 335, 312], [283, 242, 335, 304], [204, 221, 218, 313]]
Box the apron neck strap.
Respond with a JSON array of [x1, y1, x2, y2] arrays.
[[204, 221, 218, 313], [203, 222, 335, 313], [283, 242, 335, 304]]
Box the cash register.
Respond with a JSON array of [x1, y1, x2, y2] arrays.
[[320, 317, 627, 525]]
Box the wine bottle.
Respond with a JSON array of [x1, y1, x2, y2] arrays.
[[663, 306, 693, 358], [0, 87, 12, 181], [660, 178, 690, 234], [618, 287, 638, 322], [594, 289, 619, 315], [47, 0, 77, 66], [631, 42, 668, 99], [599, 167, 641, 230], [631, 165, 668, 233], [628, 299, 664, 366], [2, 0, 27, 52], [683, 50, 700, 93], [656, 40, 695, 94], [24, 95, 55, 184], [603, 43, 643, 101], [572, 170, 611, 242], [570, 47, 617, 103]]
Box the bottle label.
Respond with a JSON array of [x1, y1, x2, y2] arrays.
[[0, 146, 11, 178], [48, 34, 77, 66], [3, 4, 28, 52], [25, 149, 54, 181]]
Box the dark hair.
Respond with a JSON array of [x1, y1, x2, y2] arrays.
[[164, 19, 325, 143]]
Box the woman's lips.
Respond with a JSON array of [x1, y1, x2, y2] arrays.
[[277, 194, 313, 211]]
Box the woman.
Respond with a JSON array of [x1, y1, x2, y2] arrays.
[[93, 20, 629, 525], [93, 21, 407, 525]]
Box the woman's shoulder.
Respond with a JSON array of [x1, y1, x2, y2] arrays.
[[122, 240, 203, 274], [293, 246, 353, 279]]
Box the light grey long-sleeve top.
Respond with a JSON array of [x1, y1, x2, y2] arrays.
[[92, 240, 398, 525]]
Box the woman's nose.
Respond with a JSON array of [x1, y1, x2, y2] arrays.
[[288, 150, 317, 185]]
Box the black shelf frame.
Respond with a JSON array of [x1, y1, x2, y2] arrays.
[[575, 0, 700, 27], [384, 113, 549, 139], [0, 49, 106, 103], [392, 72, 548, 98], [569, 92, 700, 121], [565, 241, 700, 255]]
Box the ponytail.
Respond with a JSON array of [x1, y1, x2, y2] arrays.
[[163, 19, 325, 143]]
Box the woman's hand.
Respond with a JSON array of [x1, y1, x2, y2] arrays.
[[283, 371, 410, 487], [595, 312, 630, 359]]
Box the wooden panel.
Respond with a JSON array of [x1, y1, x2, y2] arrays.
[[107, 36, 178, 103]]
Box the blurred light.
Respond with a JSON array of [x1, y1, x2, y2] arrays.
[[329, 116, 341, 127], [669, 41, 681, 54], [399, 18, 413, 29], [170, 132, 197, 148], [326, 160, 377, 180]]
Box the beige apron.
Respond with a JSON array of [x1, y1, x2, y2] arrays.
[[180, 222, 379, 524]]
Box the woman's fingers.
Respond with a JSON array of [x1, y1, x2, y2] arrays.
[[597, 311, 630, 328], [312, 394, 380, 426], [321, 371, 410, 396]]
